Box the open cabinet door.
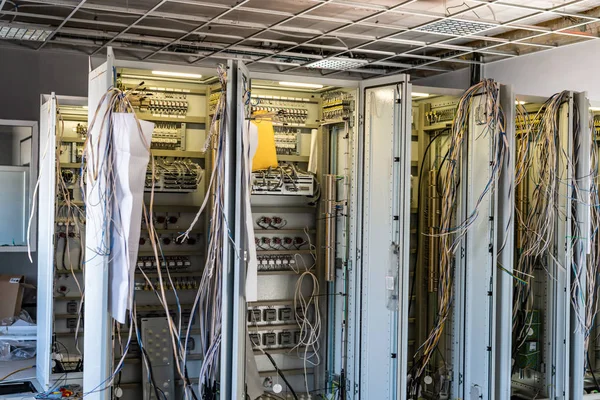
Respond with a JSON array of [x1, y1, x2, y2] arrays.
[[83, 48, 114, 400], [37, 93, 58, 391], [357, 75, 412, 400], [222, 59, 254, 400], [450, 84, 515, 400]]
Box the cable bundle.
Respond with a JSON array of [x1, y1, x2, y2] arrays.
[[512, 91, 573, 352], [178, 64, 228, 398], [409, 79, 506, 396]]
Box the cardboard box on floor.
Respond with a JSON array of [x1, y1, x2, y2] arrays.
[[0, 275, 35, 323]]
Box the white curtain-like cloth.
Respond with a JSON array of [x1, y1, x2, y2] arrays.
[[109, 114, 154, 323]]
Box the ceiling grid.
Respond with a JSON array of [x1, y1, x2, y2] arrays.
[[0, 0, 598, 79]]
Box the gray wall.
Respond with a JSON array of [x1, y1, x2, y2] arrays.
[[484, 40, 600, 101], [413, 68, 471, 90], [413, 40, 600, 101], [0, 46, 88, 120], [0, 46, 88, 287]]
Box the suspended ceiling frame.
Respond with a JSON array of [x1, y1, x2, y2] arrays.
[[0, 0, 599, 79]]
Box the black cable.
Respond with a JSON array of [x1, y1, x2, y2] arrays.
[[409, 131, 444, 316], [588, 352, 600, 392], [140, 346, 167, 400], [263, 351, 299, 400], [184, 365, 199, 400]]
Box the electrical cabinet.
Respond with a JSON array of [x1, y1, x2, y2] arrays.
[[33, 48, 598, 400]]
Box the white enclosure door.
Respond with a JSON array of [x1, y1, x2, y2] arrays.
[[358, 76, 411, 400], [37, 94, 57, 391], [83, 48, 114, 400]]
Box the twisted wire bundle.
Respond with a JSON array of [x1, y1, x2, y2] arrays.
[[178, 64, 228, 397], [512, 91, 573, 352], [409, 79, 506, 396]]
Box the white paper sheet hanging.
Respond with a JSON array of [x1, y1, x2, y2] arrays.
[[244, 119, 259, 302], [109, 114, 153, 323], [308, 128, 318, 174]]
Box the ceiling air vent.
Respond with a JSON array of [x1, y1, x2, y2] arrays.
[[416, 18, 496, 36], [306, 57, 369, 71]]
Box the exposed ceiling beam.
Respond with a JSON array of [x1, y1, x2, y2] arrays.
[[323, 0, 590, 78], [16, 0, 594, 45], [91, 0, 168, 56], [7, 0, 554, 58], [281, 0, 502, 73], [37, 0, 87, 50], [392, 17, 596, 76], [246, 0, 422, 67], [190, 0, 334, 64], [392, 0, 588, 58], [141, 0, 253, 60], [470, 0, 600, 23]]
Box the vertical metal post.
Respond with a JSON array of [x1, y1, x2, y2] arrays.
[[83, 48, 114, 400], [230, 60, 251, 400], [325, 174, 337, 282], [220, 60, 237, 400], [495, 84, 515, 399], [395, 80, 412, 400], [347, 87, 362, 399], [571, 91, 591, 398]]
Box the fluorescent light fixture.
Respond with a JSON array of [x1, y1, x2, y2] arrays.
[[411, 92, 430, 98], [590, 107, 600, 112], [151, 70, 202, 79], [515, 101, 527, 105], [306, 57, 369, 71], [0, 22, 52, 41], [279, 81, 324, 89]]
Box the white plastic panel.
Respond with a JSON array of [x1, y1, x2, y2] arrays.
[[359, 79, 411, 400], [83, 50, 114, 400], [36, 95, 56, 391], [361, 85, 396, 399]]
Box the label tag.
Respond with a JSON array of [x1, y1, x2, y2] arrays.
[[385, 276, 395, 290]]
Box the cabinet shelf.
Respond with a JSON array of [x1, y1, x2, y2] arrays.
[[58, 137, 86, 143], [60, 163, 81, 169], [248, 323, 299, 331], [253, 347, 305, 356], [252, 206, 316, 214], [59, 202, 203, 213], [137, 250, 203, 257], [278, 155, 309, 163], [254, 229, 315, 235], [135, 271, 202, 278], [423, 122, 452, 132], [272, 122, 319, 129], [248, 299, 294, 307], [137, 113, 205, 124], [257, 270, 305, 276], [256, 249, 312, 256], [60, 114, 87, 122], [151, 149, 205, 158], [153, 228, 202, 234]]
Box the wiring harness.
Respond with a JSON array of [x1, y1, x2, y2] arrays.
[[409, 79, 507, 397]]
